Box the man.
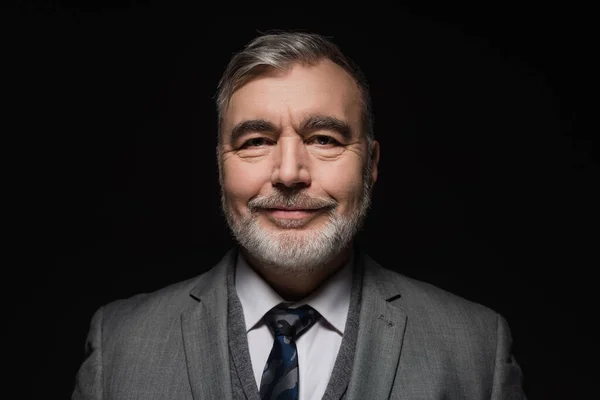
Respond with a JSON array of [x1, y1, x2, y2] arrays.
[[72, 31, 526, 399]]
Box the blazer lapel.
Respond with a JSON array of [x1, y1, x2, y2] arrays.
[[181, 249, 237, 400], [345, 252, 408, 400]]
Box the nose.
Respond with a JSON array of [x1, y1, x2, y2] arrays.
[[271, 136, 311, 188]]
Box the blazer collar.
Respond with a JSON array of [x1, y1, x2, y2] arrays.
[[180, 247, 408, 400], [344, 248, 408, 400], [181, 248, 237, 400], [188, 248, 237, 301]]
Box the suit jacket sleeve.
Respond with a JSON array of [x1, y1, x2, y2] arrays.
[[491, 314, 527, 400], [72, 306, 104, 400]]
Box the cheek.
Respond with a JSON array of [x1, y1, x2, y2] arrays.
[[318, 163, 364, 209], [223, 161, 269, 212]]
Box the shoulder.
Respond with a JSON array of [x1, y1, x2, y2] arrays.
[[367, 258, 504, 371], [98, 274, 204, 332], [365, 255, 500, 334], [387, 266, 494, 315], [98, 250, 235, 330]]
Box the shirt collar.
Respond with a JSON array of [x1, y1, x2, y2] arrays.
[[235, 251, 353, 335]]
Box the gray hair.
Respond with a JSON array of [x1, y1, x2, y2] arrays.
[[215, 31, 374, 148]]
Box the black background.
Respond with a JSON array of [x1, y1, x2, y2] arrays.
[[7, 2, 597, 399]]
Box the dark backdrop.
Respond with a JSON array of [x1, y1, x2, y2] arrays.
[[9, 2, 596, 399]]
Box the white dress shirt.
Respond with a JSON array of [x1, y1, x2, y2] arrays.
[[235, 252, 353, 400]]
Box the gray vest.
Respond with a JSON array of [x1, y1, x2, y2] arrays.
[[226, 251, 364, 400]]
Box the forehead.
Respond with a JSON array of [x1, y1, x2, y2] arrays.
[[223, 60, 362, 134]]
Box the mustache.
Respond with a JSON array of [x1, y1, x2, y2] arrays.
[[248, 191, 337, 212]]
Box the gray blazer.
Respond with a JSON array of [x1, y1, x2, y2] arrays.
[[72, 248, 526, 399]]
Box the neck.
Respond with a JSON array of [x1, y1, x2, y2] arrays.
[[242, 244, 353, 302]]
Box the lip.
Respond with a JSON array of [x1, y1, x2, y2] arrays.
[[264, 208, 322, 220], [270, 207, 321, 211]]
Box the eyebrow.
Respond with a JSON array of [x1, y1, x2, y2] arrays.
[[228, 114, 354, 144], [230, 119, 279, 144], [298, 115, 353, 141]]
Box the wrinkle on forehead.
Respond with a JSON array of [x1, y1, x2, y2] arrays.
[[222, 59, 363, 140]]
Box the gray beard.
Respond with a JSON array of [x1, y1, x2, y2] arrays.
[[220, 168, 373, 276]]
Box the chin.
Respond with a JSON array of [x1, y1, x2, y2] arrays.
[[263, 216, 327, 231], [239, 219, 343, 273], [223, 198, 367, 274]]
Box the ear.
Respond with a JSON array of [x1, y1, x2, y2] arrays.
[[216, 145, 224, 185], [369, 140, 380, 184]]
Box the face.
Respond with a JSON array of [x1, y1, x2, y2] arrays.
[[219, 59, 379, 274]]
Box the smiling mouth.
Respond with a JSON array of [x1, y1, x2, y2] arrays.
[[266, 208, 323, 220]]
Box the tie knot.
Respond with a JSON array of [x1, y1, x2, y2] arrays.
[[264, 304, 320, 340]]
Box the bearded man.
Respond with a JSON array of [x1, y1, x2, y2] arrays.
[[73, 31, 526, 400]]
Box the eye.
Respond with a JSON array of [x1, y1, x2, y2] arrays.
[[309, 135, 339, 146], [241, 137, 269, 148]]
